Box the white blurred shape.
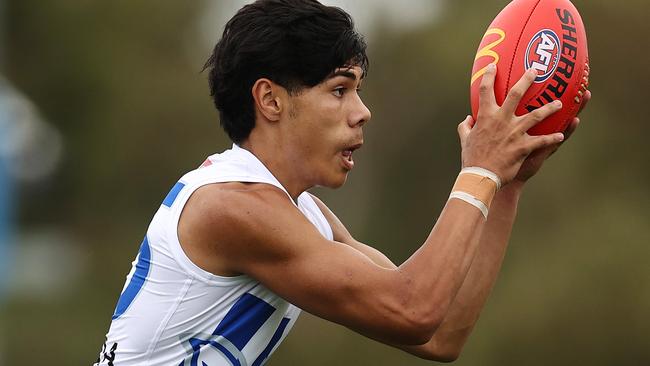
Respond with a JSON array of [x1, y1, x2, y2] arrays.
[[0, 76, 63, 183], [323, 0, 445, 33], [198, 0, 445, 48]]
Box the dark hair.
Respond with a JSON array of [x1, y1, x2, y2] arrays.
[[203, 0, 369, 144]]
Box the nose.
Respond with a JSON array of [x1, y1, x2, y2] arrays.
[[348, 94, 372, 128]]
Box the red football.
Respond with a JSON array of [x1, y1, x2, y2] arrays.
[[470, 0, 590, 135]]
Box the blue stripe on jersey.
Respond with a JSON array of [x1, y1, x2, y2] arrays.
[[252, 317, 291, 366], [112, 237, 152, 320], [187, 337, 241, 366], [213, 293, 276, 350], [163, 181, 186, 207]]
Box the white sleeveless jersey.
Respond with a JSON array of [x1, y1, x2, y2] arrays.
[[95, 144, 333, 366]]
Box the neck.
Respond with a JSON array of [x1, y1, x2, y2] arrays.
[[240, 138, 310, 203]]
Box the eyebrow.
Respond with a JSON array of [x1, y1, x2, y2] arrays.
[[328, 69, 363, 84], [331, 70, 357, 79]]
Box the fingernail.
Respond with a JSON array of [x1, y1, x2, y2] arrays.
[[528, 68, 538, 76], [488, 64, 496, 72], [557, 133, 565, 142], [554, 100, 562, 107]]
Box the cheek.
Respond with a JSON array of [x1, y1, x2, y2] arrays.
[[294, 115, 341, 146], [288, 94, 346, 152]]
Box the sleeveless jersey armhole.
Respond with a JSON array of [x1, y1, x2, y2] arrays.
[[160, 174, 293, 286]]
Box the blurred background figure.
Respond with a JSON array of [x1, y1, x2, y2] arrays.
[[0, 76, 63, 366], [0, 0, 11, 304], [0, 80, 15, 300], [0, 77, 64, 299]]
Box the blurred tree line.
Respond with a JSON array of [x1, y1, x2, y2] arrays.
[[2, 0, 648, 365]]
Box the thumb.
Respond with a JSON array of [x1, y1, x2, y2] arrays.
[[457, 115, 473, 145]]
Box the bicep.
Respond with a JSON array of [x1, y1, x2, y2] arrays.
[[233, 200, 392, 320], [216, 190, 413, 343]]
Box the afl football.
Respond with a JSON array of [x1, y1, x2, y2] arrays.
[[470, 0, 590, 135]]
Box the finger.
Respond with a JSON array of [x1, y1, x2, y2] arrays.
[[502, 68, 538, 116], [518, 100, 563, 132], [578, 90, 591, 115], [548, 145, 561, 157], [547, 117, 580, 157], [531, 143, 558, 161], [478, 64, 497, 113], [563, 117, 580, 141], [457, 115, 473, 145], [526, 132, 565, 153]]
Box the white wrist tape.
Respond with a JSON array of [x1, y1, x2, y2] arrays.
[[449, 191, 490, 218]]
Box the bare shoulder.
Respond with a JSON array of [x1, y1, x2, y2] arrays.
[[178, 182, 306, 276], [192, 182, 293, 226]]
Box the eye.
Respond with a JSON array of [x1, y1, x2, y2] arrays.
[[333, 87, 346, 97]]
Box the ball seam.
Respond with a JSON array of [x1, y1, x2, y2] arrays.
[[505, 0, 543, 101]]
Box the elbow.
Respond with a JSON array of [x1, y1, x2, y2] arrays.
[[417, 339, 463, 363], [392, 280, 451, 345], [389, 294, 447, 345], [399, 310, 445, 345], [428, 349, 460, 363], [378, 313, 438, 346], [399, 311, 464, 362]]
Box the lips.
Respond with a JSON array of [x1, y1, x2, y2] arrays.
[[341, 143, 362, 171]]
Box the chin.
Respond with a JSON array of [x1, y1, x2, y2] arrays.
[[319, 171, 349, 189]]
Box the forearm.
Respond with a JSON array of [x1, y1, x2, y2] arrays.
[[312, 179, 504, 346], [417, 181, 523, 359], [396, 195, 488, 332]]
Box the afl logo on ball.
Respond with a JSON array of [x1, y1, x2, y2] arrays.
[[525, 29, 561, 83]]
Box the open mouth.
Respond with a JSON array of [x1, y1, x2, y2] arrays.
[[341, 143, 362, 170]]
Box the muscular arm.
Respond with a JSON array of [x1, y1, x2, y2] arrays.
[[311, 185, 521, 362], [310, 108, 586, 360], [399, 182, 522, 361], [180, 183, 488, 346], [410, 103, 588, 359]]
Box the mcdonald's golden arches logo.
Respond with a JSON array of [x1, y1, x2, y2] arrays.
[[471, 28, 506, 85]]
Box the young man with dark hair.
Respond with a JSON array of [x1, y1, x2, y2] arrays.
[[95, 0, 589, 365]]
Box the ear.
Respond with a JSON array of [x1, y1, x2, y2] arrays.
[[252, 78, 283, 122]]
